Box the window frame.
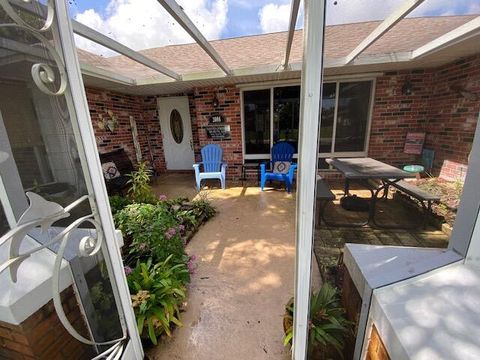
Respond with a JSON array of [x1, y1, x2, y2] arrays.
[[240, 77, 377, 163]]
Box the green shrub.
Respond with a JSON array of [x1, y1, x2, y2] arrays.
[[283, 283, 351, 357], [127, 161, 157, 204], [127, 256, 188, 344], [109, 195, 132, 215], [114, 203, 186, 266], [168, 199, 217, 231], [191, 199, 216, 220]]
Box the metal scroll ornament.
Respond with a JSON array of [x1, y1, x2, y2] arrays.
[[0, 0, 67, 96], [0, 193, 126, 354], [0, 0, 55, 32]]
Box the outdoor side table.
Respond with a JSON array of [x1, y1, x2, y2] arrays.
[[240, 163, 260, 185], [403, 164, 424, 179]]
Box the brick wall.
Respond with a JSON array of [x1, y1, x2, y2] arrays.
[[369, 54, 480, 177], [426, 55, 480, 177], [191, 86, 243, 180], [0, 286, 93, 360], [368, 69, 433, 167], [85, 54, 479, 182], [141, 95, 167, 172], [85, 88, 167, 173]]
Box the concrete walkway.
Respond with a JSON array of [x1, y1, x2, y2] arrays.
[[148, 177, 319, 360]]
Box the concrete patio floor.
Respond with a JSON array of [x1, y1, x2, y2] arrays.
[[147, 174, 450, 359], [148, 174, 320, 360]]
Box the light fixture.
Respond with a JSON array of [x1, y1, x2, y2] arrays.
[[401, 79, 413, 95], [212, 93, 219, 108]]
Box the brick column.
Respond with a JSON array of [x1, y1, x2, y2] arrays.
[[0, 287, 93, 360]]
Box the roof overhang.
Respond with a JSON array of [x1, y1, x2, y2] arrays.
[[6, 0, 479, 96], [80, 29, 480, 96]]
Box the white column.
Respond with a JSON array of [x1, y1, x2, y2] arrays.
[[293, 0, 326, 359]]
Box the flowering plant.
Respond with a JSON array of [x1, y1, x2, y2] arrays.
[[127, 255, 189, 344], [115, 203, 186, 266]]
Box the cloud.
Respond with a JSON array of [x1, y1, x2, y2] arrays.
[[258, 3, 291, 33], [74, 0, 228, 56]]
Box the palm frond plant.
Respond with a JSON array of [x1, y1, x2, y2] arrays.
[[283, 283, 351, 359], [127, 255, 189, 345]]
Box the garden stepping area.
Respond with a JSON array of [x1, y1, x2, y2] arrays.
[[147, 179, 321, 360]]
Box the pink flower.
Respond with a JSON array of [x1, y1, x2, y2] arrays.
[[165, 227, 177, 240], [138, 242, 148, 251], [178, 224, 186, 233], [158, 194, 168, 201], [124, 266, 133, 276], [187, 254, 197, 275]]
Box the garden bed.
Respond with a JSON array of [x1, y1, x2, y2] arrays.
[[399, 177, 463, 227], [107, 162, 216, 346]]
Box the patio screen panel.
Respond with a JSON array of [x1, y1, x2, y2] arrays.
[[0, 4, 127, 350]]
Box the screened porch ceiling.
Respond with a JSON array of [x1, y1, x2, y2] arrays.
[[5, 0, 480, 96]]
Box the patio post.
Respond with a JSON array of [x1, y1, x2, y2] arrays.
[[293, 0, 326, 359]]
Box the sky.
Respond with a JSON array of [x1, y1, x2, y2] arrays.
[[68, 0, 480, 56]]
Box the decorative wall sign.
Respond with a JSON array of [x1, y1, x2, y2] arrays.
[[208, 114, 225, 124], [206, 125, 231, 140], [404, 132, 426, 155]]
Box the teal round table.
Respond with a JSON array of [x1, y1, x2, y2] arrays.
[[403, 165, 424, 173]]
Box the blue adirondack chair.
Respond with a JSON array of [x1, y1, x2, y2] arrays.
[[260, 142, 297, 193], [193, 144, 227, 191]]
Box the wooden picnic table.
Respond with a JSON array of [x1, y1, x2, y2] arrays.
[[325, 157, 415, 228]]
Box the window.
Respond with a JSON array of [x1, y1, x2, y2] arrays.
[[244, 89, 270, 155], [242, 80, 374, 161], [334, 81, 372, 152], [320, 83, 337, 153], [273, 86, 300, 152], [170, 109, 184, 144]]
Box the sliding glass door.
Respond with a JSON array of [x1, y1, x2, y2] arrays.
[[273, 86, 301, 152], [243, 89, 271, 157], [242, 80, 374, 162], [334, 81, 372, 152]]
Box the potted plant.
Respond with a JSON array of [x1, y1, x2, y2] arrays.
[[283, 283, 350, 359]]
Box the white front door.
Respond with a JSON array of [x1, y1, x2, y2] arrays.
[[158, 96, 195, 170]]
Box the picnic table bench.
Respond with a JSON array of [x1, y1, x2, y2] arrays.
[[315, 177, 335, 227], [387, 179, 441, 228]]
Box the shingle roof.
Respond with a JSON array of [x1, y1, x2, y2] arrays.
[[77, 15, 477, 80]]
